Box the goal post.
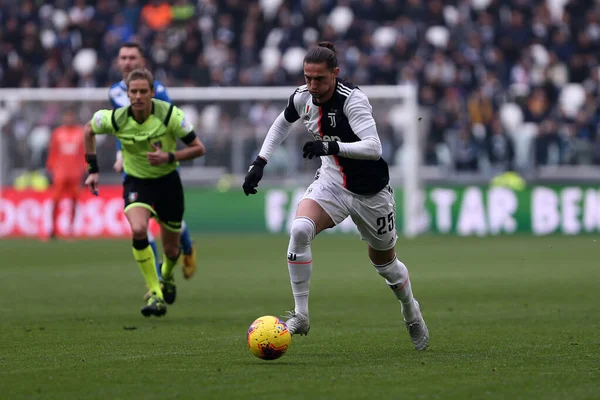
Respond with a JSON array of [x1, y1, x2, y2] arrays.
[[0, 85, 422, 237]]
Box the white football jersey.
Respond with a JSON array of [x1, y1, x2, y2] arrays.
[[284, 79, 389, 195]]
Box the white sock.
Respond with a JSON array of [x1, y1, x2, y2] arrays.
[[287, 217, 316, 317], [373, 256, 419, 322]]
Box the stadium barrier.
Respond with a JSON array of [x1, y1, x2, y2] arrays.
[[1, 184, 599, 237], [0, 186, 160, 238]]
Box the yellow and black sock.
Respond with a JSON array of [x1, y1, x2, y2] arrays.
[[132, 238, 163, 300], [161, 251, 181, 280]]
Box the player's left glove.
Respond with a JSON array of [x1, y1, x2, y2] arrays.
[[302, 141, 340, 159]]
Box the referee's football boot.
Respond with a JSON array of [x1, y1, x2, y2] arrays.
[[160, 275, 177, 305], [143, 282, 164, 301], [141, 293, 167, 317]]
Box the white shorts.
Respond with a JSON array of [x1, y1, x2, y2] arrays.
[[302, 178, 398, 251]]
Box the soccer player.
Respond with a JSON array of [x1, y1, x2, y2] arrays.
[[44, 108, 86, 240], [109, 42, 197, 283], [242, 42, 429, 350], [84, 68, 206, 316]]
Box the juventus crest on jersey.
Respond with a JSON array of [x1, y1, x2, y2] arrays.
[[284, 78, 390, 195]]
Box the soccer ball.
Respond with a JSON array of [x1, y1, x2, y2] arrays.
[[247, 315, 292, 360]]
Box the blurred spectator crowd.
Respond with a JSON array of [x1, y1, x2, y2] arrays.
[[2, 0, 600, 179]]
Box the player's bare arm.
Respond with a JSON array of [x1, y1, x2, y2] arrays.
[[146, 137, 205, 166], [175, 137, 205, 160], [83, 121, 99, 195], [113, 152, 123, 172], [83, 121, 96, 153]]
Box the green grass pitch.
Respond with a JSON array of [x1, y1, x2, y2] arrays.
[[0, 234, 599, 399]]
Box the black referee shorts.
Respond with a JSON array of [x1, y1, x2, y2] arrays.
[[123, 170, 184, 232]]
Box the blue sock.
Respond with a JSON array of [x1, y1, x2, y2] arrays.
[[180, 222, 193, 255], [149, 239, 161, 279]]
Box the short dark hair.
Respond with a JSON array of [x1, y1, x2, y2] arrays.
[[119, 42, 145, 58], [304, 41, 338, 70], [126, 68, 154, 88]]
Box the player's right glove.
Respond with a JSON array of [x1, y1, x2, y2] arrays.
[[302, 140, 340, 159], [242, 156, 267, 196]]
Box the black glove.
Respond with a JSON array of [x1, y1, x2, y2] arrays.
[[242, 156, 267, 196], [302, 141, 340, 159]]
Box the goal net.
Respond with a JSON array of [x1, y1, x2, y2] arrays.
[[0, 85, 422, 237]]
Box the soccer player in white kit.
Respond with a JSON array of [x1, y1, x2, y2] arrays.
[[242, 42, 429, 350]]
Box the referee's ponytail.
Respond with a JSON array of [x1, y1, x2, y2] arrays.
[[304, 41, 338, 70]]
